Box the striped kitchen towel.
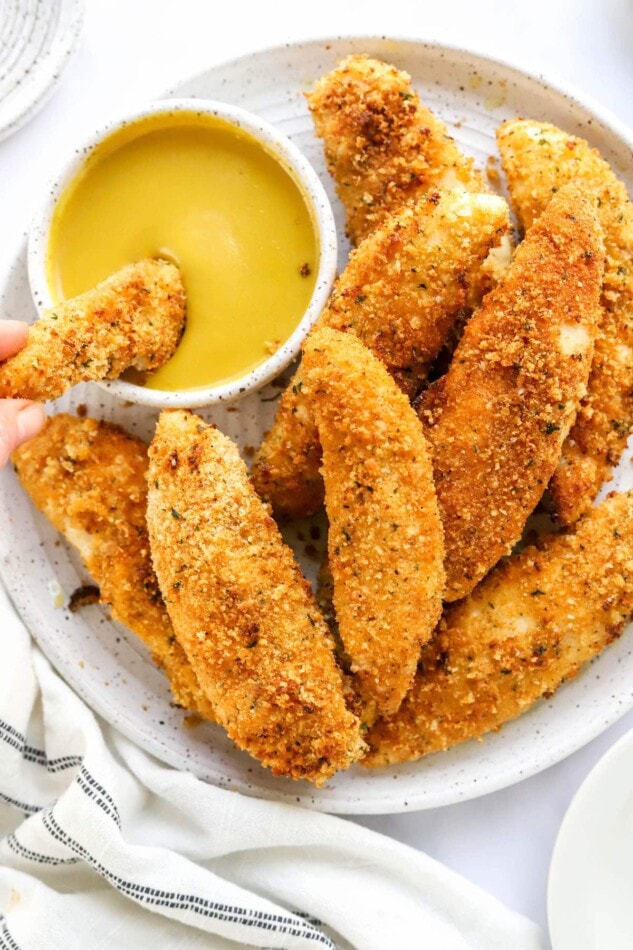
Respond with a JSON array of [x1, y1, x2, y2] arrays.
[[0, 584, 544, 950]]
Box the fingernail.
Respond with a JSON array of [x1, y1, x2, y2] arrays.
[[16, 403, 46, 444]]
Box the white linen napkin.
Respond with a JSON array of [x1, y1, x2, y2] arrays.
[[0, 583, 544, 950]]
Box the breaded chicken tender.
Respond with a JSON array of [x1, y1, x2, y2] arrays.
[[307, 53, 485, 245], [498, 119, 633, 525], [364, 490, 633, 766], [302, 330, 445, 722], [252, 189, 509, 519], [0, 260, 185, 402], [12, 414, 214, 721], [418, 183, 604, 601], [146, 410, 365, 785]]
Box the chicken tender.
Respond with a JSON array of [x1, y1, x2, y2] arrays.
[[146, 410, 365, 785], [0, 259, 185, 402], [307, 53, 485, 245], [12, 414, 214, 721], [364, 490, 633, 766], [498, 119, 633, 525], [302, 329, 445, 722], [418, 182, 604, 601], [252, 188, 510, 519]]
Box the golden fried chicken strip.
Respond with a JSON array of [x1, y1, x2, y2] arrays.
[[146, 410, 365, 785], [307, 53, 485, 245], [418, 182, 604, 601], [12, 414, 214, 721], [364, 490, 633, 766], [498, 119, 633, 525], [302, 329, 445, 722], [0, 260, 185, 402], [252, 189, 509, 519]]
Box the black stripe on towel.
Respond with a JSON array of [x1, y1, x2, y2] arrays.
[[6, 833, 79, 866], [0, 790, 43, 816], [0, 916, 21, 950], [41, 811, 335, 947], [298, 913, 329, 928], [0, 719, 81, 773], [76, 767, 121, 827]]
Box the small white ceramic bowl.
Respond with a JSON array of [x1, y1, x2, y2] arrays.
[[28, 97, 338, 409]]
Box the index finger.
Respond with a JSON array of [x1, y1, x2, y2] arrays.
[[0, 399, 45, 467], [0, 321, 29, 361]]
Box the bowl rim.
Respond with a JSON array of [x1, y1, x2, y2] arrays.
[[27, 96, 338, 409]]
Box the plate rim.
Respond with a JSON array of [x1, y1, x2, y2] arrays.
[[0, 0, 85, 143], [166, 33, 633, 154], [4, 35, 633, 814], [547, 725, 633, 948]]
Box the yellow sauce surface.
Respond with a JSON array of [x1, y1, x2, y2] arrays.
[[47, 111, 318, 391]]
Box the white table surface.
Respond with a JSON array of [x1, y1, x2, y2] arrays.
[[2, 0, 632, 943]]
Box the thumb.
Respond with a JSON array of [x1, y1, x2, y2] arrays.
[[0, 320, 29, 361], [0, 401, 46, 467]]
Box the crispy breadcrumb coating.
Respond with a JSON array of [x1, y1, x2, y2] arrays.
[[364, 490, 633, 766], [307, 53, 485, 245], [252, 189, 509, 519], [12, 414, 214, 720], [146, 410, 365, 785], [302, 329, 445, 722], [497, 119, 633, 525], [418, 182, 604, 601], [0, 260, 185, 402]]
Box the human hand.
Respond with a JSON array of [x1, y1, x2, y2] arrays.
[[0, 321, 45, 466]]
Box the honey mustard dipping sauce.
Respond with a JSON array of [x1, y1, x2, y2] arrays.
[[46, 110, 319, 392]]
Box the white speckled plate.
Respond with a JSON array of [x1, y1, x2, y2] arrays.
[[0, 0, 84, 142], [2, 38, 633, 814], [548, 726, 633, 949]]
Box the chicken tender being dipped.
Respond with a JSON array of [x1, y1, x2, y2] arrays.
[[498, 118, 633, 525], [364, 490, 633, 766], [0, 259, 185, 402], [418, 182, 604, 601], [307, 53, 485, 245], [12, 414, 215, 721], [252, 188, 510, 519], [302, 329, 445, 723], [146, 410, 365, 785]]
